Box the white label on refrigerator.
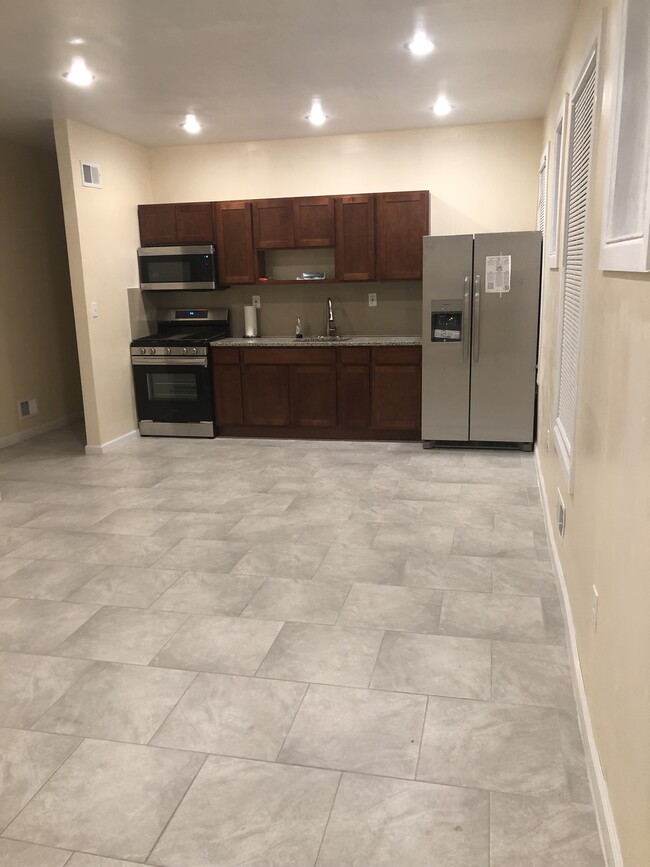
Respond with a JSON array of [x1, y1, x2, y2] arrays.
[[485, 255, 511, 293]]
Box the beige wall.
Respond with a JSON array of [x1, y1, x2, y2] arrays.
[[147, 120, 541, 336], [536, 0, 650, 863], [54, 119, 153, 448], [0, 139, 82, 445]]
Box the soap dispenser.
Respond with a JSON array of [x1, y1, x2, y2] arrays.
[[295, 317, 303, 339]]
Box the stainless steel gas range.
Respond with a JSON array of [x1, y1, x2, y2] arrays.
[[130, 307, 230, 438]]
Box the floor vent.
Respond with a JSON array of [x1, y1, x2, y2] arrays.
[[18, 398, 38, 420], [80, 161, 102, 188]]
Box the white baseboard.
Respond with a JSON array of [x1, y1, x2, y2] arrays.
[[0, 413, 82, 451], [84, 428, 139, 455], [534, 446, 624, 867]]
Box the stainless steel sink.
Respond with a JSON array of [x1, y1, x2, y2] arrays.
[[299, 335, 352, 342]]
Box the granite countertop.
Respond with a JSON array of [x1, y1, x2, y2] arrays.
[[211, 335, 421, 347]]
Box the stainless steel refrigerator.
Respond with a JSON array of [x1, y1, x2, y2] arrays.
[[421, 232, 542, 449]]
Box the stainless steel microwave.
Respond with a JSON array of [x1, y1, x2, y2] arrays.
[[137, 245, 218, 291]]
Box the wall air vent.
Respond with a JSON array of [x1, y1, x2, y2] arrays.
[[18, 398, 38, 420], [556, 490, 566, 537], [80, 161, 102, 188]]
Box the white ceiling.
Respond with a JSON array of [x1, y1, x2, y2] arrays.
[[0, 0, 578, 150]]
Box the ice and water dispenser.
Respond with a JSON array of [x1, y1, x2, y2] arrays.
[[431, 300, 462, 343]]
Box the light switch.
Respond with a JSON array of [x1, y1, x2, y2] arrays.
[[91, 302, 99, 318]]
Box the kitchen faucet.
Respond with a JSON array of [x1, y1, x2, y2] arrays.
[[326, 297, 337, 338]]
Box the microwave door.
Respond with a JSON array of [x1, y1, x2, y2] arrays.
[[138, 245, 216, 290]]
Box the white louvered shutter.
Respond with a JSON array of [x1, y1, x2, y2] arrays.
[[556, 52, 597, 463], [536, 153, 548, 235]]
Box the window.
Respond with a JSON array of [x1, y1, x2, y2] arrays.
[[548, 96, 568, 269], [554, 47, 598, 487], [600, 0, 650, 271], [536, 149, 548, 235]]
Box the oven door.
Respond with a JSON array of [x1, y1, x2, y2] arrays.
[[131, 357, 215, 437], [138, 245, 217, 291]]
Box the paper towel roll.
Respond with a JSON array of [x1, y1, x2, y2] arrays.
[[244, 305, 258, 337]]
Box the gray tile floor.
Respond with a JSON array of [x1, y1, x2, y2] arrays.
[[0, 425, 606, 866]]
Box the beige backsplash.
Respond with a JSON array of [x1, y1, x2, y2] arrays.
[[129, 282, 422, 339]]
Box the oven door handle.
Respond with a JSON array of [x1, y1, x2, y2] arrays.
[[131, 357, 208, 367]]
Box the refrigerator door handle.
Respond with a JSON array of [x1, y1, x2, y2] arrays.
[[463, 276, 471, 362], [472, 274, 481, 362]]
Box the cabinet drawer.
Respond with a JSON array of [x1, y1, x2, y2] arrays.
[[212, 347, 240, 365], [242, 347, 336, 365], [338, 347, 370, 364], [373, 346, 421, 365]]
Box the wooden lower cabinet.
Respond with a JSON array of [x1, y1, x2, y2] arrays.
[[211, 344, 421, 439]]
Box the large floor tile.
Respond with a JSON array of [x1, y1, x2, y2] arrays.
[[66, 856, 142, 867], [557, 708, 593, 804], [153, 511, 240, 540], [86, 508, 174, 536], [438, 590, 547, 642], [0, 651, 92, 728], [350, 497, 423, 524], [4, 739, 205, 862], [490, 792, 605, 866], [338, 584, 442, 633], [453, 526, 537, 559], [491, 557, 557, 597], [0, 557, 31, 580], [493, 504, 546, 533], [316, 773, 489, 867], [419, 501, 494, 527], [78, 534, 177, 567], [372, 524, 454, 554], [458, 483, 529, 506], [67, 564, 182, 608], [54, 606, 188, 664], [279, 683, 426, 778], [6, 530, 100, 561], [23, 505, 116, 532], [0, 528, 45, 556], [0, 727, 80, 830], [0, 560, 105, 601], [151, 755, 339, 867], [294, 519, 380, 549], [232, 542, 328, 581], [402, 552, 492, 592], [152, 538, 249, 572], [151, 570, 265, 616], [312, 546, 405, 586], [242, 577, 348, 625], [392, 479, 461, 502], [0, 599, 99, 653], [492, 640, 574, 710], [33, 661, 195, 743], [257, 622, 384, 687], [151, 614, 283, 675], [417, 696, 567, 797], [0, 502, 48, 528], [152, 672, 307, 760], [371, 631, 491, 699], [0, 839, 71, 867]]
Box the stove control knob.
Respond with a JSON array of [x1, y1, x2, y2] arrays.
[[182, 348, 188, 355], [166, 347, 172, 355], [149, 347, 156, 355], [139, 348, 146, 355], [192, 347, 198, 355]]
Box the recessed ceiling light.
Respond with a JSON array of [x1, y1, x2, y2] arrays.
[[63, 57, 95, 86], [69, 37, 85, 45], [180, 113, 202, 134], [305, 99, 327, 126], [407, 31, 434, 56], [432, 96, 452, 116]]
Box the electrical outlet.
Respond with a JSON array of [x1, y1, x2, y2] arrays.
[[252, 296, 261, 309], [591, 585, 599, 630], [546, 428, 550, 452], [91, 301, 99, 318], [368, 292, 377, 307]]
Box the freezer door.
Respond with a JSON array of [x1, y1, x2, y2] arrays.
[[469, 232, 542, 443], [422, 235, 473, 441]]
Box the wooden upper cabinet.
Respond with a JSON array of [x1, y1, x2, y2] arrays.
[[334, 194, 376, 281], [293, 196, 335, 247], [175, 203, 214, 244], [213, 201, 255, 284], [376, 191, 430, 280], [252, 199, 295, 248], [138, 205, 177, 246], [138, 203, 213, 246]]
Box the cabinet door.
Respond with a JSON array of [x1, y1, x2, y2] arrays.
[[376, 191, 430, 280], [290, 365, 338, 427], [176, 203, 214, 244], [214, 201, 256, 284], [371, 347, 422, 430], [212, 350, 244, 426], [334, 195, 375, 280], [138, 205, 177, 246], [252, 198, 294, 248], [242, 364, 291, 426], [293, 196, 335, 247], [338, 364, 370, 428]]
